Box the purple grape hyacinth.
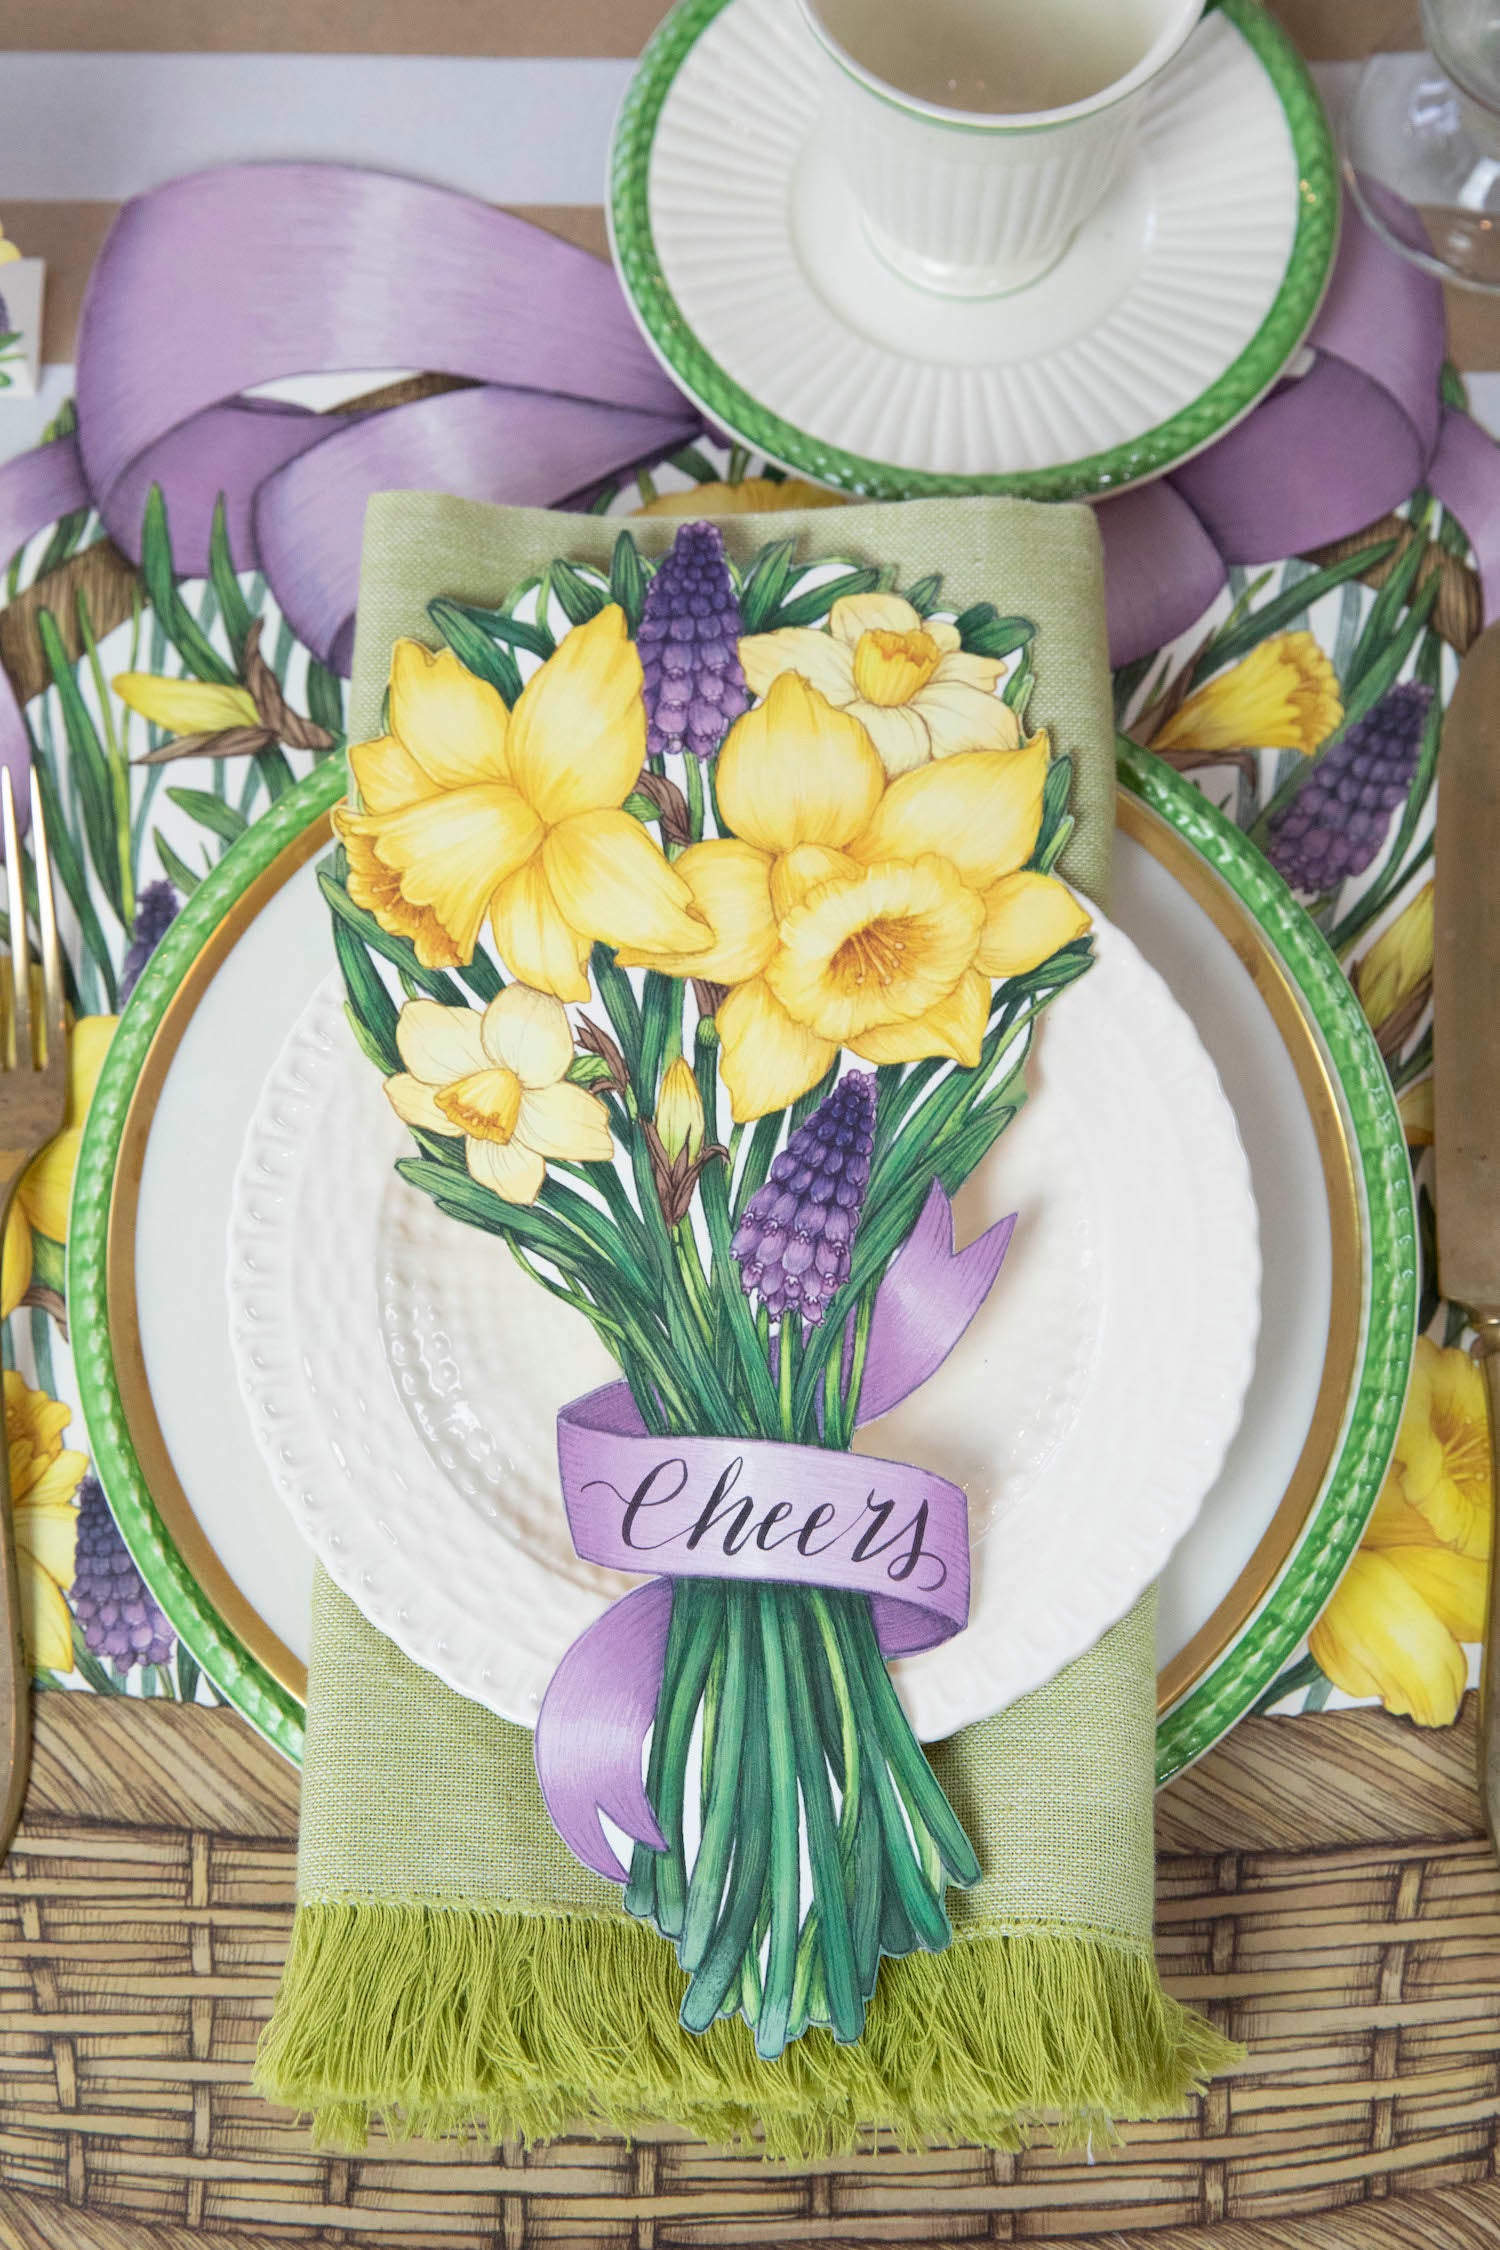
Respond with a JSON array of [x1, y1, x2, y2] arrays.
[[120, 880, 180, 1004], [1267, 680, 1433, 895], [71, 1474, 175, 1671], [638, 521, 749, 761], [732, 1072, 876, 1325]]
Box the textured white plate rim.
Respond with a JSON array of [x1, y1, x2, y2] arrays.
[[227, 911, 1259, 1739]]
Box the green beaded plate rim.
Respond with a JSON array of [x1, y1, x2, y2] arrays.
[[1120, 742, 1419, 1786], [67, 749, 1414, 1777], [608, 0, 1340, 503], [68, 760, 346, 1766]]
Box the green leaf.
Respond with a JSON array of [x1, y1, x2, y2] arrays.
[[30, 1232, 64, 1294], [28, 747, 116, 1005], [737, 539, 798, 633], [763, 565, 882, 631], [305, 658, 346, 741], [1343, 527, 1434, 694], [905, 573, 943, 616], [610, 531, 649, 632], [1034, 752, 1074, 866], [446, 600, 555, 662], [253, 745, 296, 802], [954, 605, 1035, 660], [174, 1642, 201, 1704], [667, 444, 722, 485], [165, 785, 249, 846], [623, 790, 660, 823], [318, 863, 463, 1004], [207, 494, 256, 660], [154, 828, 203, 896], [138, 485, 236, 684], [549, 559, 608, 627], [428, 598, 524, 704], [331, 915, 401, 1073], [36, 608, 127, 928], [1198, 538, 1399, 681]]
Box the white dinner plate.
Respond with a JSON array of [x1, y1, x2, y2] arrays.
[[225, 908, 1259, 1741]]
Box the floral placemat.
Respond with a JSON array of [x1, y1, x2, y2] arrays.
[[0, 424, 1480, 1747]]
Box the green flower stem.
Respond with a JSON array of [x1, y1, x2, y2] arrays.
[[838, 1591, 980, 1886], [684, 751, 705, 844], [783, 1603, 862, 2041], [679, 1694, 772, 2032], [693, 1019, 782, 1435], [680, 1587, 752, 1972], [652, 1581, 724, 1940], [755, 1586, 803, 2058]]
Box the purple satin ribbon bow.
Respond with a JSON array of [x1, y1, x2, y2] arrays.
[[0, 163, 1495, 803], [534, 1183, 1014, 1883]]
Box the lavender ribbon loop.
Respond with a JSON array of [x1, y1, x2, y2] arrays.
[[537, 1184, 1013, 1883], [0, 161, 702, 793]]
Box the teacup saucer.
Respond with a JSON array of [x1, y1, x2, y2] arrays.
[[610, 0, 1338, 500]]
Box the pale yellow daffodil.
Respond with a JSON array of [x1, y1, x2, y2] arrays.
[[385, 982, 612, 1206], [113, 673, 261, 738], [337, 608, 704, 1000], [740, 592, 1021, 778], [1149, 633, 1342, 758], [0, 224, 22, 268], [0, 1014, 117, 1319], [617, 674, 1089, 1122], [635, 478, 847, 517], [1310, 1338, 1493, 1726], [7, 1371, 87, 1670], [1355, 885, 1433, 1034]]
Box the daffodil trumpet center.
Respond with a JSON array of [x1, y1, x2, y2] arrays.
[[769, 858, 984, 1043], [852, 627, 942, 708], [435, 1065, 523, 1142]]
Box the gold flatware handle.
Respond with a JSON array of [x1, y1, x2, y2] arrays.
[[1477, 1318, 1500, 1842]]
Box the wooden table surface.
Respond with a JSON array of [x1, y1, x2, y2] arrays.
[[3, 2, 1499, 2244]]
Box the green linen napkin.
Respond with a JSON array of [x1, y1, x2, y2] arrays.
[[256, 493, 1237, 2156]]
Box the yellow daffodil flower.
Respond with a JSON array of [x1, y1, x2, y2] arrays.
[[1149, 633, 1342, 757], [617, 674, 1089, 1122], [1310, 1338, 1493, 1725], [7, 1371, 87, 1670], [384, 982, 612, 1206], [0, 224, 22, 268], [635, 478, 846, 516], [0, 1014, 117, 1319], [113, 673, 261, 738], [740, 592, 1021, 778], [337, 608, 704, 999], [1355, 885, 1433, 1033]]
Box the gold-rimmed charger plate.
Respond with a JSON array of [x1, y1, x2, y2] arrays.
[[69, 753, 1410, 1778]]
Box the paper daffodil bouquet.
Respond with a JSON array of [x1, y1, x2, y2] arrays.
[[325, 522, 1093, 2060]]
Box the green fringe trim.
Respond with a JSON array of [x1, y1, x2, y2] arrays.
[[256, 1902, 1242, 2158]]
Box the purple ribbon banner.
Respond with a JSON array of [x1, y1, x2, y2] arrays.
[[535, 1184, 1014, 1882], [0, 161, 1495, 799]]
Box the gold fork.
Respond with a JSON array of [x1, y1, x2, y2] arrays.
[[0, 765, 66, 1854]]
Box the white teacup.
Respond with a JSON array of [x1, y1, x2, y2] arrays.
[[799, 0, 1205, 297]]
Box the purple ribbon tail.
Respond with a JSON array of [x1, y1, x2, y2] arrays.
[[533, 1579, 672, 1885], [856, 1181, 1016, 1426]]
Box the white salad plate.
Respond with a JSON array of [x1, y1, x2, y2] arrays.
[[609, 0, 1339, 499], [224, 910, 1260, 1743]]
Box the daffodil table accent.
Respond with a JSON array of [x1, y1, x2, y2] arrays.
[[326, 525, 1097, 2061], [262, 492, 1236, 2153], [1310, 1338, 1491, 1726]]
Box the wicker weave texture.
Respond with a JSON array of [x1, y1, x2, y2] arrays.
[[1, 1694, 1499, 2247]]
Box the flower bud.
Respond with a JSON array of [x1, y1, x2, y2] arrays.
[[655, 1056, 706, 1164]]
